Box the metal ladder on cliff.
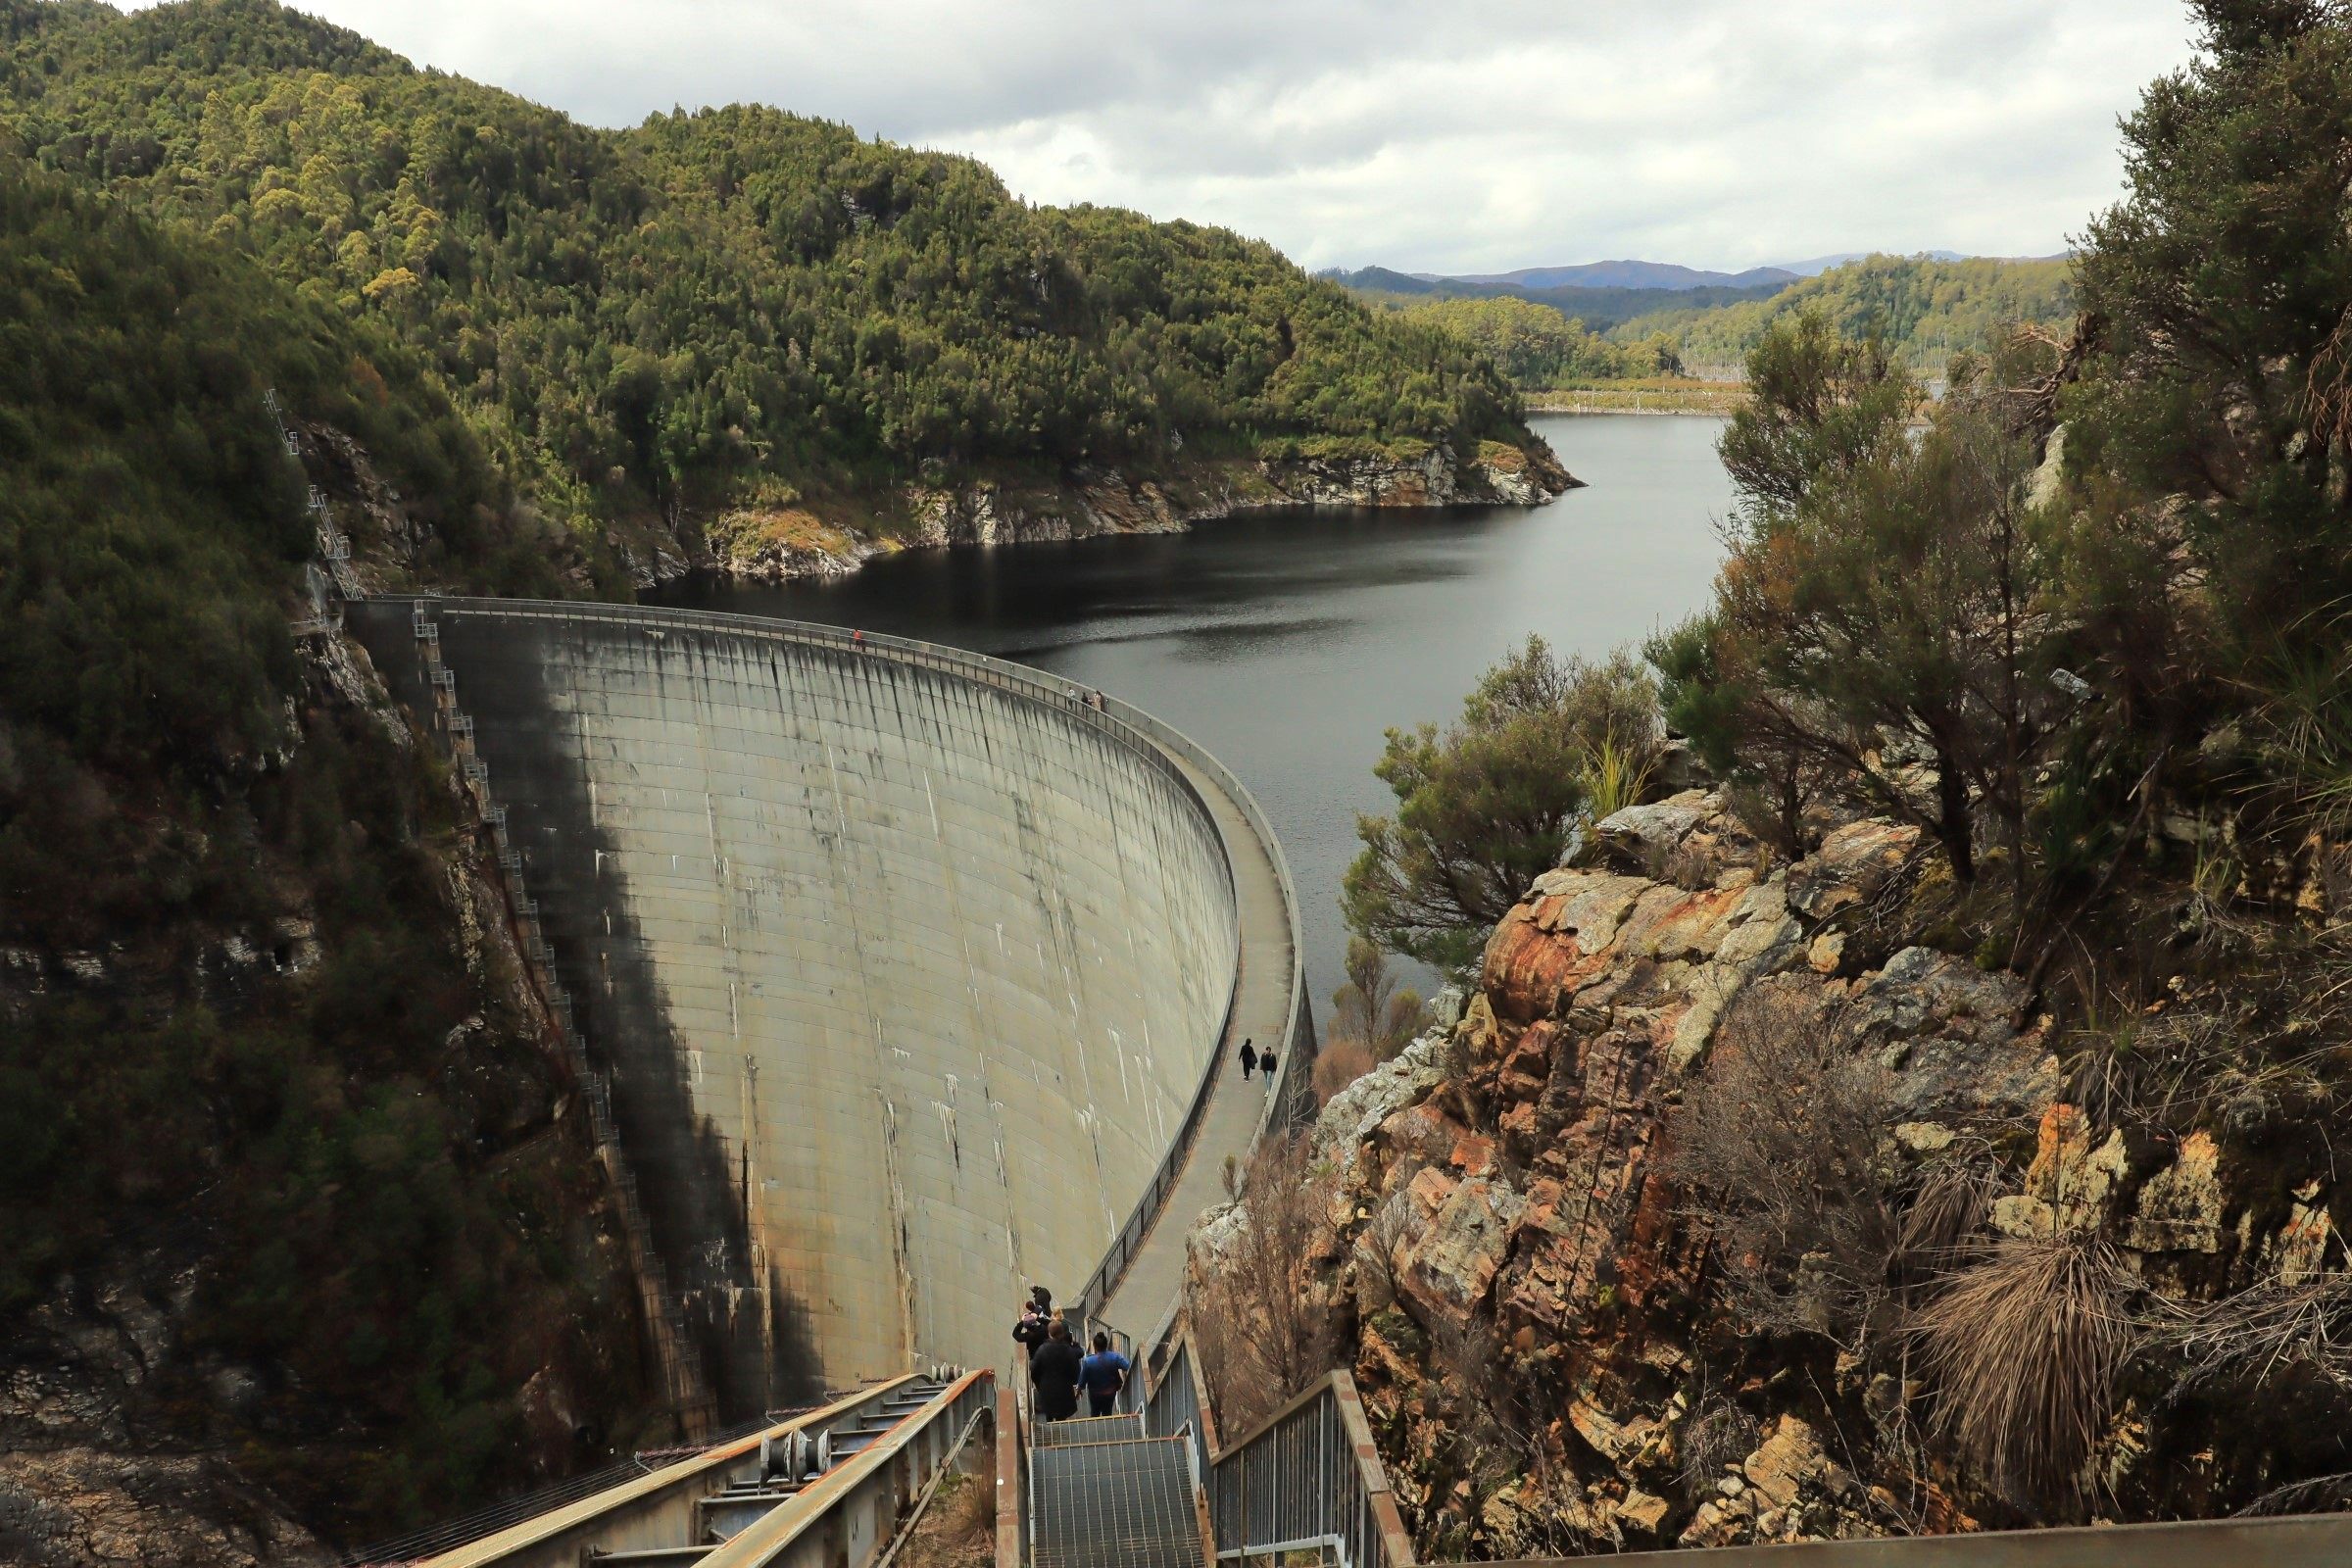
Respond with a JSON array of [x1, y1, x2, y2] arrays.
[[1029, 1412, 1207, 1568]]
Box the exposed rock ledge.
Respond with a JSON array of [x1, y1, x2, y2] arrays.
[[669, 439, 1578, 587], [1227, 788, 2342, 1555]]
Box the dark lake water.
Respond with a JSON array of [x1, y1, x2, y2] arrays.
[[655, 413, 1735, 1021]]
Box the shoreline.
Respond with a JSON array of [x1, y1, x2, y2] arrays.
[[628, 443, 1581, 589], [1525, 385, 1745, 416]]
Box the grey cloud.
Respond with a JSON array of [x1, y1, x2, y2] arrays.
[[259, 0, 2199, 272]]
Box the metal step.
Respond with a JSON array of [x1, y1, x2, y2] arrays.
[[1032, 1436, 1203, 1568], [1038, 1411, 1146, 1446], [588, 1549, 713, 1564]]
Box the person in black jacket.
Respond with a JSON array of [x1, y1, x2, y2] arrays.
[[1031, 1318, 1084, 1422], [1011, 1290, 1053, 1366]]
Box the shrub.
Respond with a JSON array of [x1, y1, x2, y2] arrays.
[[1311, 1037, 1378, 1101], [1345, 638, 1658, 974], [1665, 981, 1899, 1345], [1192, 1134, 1340, 1436]]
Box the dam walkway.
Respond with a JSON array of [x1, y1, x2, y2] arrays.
[[1088, 745, 1298, 1340]]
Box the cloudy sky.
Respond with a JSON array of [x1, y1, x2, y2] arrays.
[[255, 0, 2201, 275]]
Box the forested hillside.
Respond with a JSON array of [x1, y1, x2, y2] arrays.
[[0, 0, 1543, 556], [1378, 297, 1685, 389], [0, 154, 652, 1557], [1613, 253, 2076, 370]]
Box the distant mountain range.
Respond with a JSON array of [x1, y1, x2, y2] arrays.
[[1774, 250, 1969, 276], [1324, 251, 1982, 296], [1314, 266, 1790, 330], [1436, 260, 1800, 291], [1323, 250, 2080, 371]]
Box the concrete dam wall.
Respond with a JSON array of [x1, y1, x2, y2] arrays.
[[351, 601, 1297, 1415]]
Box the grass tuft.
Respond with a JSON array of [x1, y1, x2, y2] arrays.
[[1910, 1234, 2132, 1507]]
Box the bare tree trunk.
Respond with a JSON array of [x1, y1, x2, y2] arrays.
[[1936, 739, 1977, 883]]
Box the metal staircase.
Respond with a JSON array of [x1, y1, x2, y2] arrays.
[[1029, 1413, 1205, 1568], [359, 1372, 990, 1568]]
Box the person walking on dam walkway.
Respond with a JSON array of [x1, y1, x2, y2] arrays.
[[1079, 1332, 1132, 1417], [1259, 1047, 1279, 1089], [1032, 1318, 1084, 1423], [1239, 1038, 1256, 1080]]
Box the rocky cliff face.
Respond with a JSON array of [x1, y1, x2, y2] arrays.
[[1271, 789, 2348, 1554], [679, 438, 1579, 587]]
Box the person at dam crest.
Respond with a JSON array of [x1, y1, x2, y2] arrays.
[[1259, 1047, 1279, 1089], [1032, 1318, 1084, 1422], [1080, 1332, 1131, 1417], [1239, 1038, 1256, 1080]]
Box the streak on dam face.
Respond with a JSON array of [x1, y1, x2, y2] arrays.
[[352, 603, 1240, 1406]]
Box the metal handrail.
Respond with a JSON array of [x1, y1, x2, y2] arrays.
[[393, 1378, 916, 1568], [1143, 1325, 1411, 1568], [338, 1406, 814, 1566]]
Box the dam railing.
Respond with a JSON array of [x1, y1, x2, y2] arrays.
[[384, 596, 1311, 1333], [1079, 687, 1314, 1316], [1139, 1327, 1411, 1568]]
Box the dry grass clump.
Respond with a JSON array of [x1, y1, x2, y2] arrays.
[[937, 1463, 995, 1542], [1910, 1235, 2133, 1506], [1896, 1160, 1999, 1272], [2150, 1269, 2352, 1396], [893, 1458, 995, 1568], [1677, 1396, 1762, 1502]]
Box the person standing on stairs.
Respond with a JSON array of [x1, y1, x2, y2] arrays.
[[1012, 1292, 1053, 1368], [1032, 1318, 1084, 1423], [1079, 1332, 1132, 1417]]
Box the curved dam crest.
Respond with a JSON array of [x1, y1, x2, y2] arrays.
[[353, 601, 1297, 1412]]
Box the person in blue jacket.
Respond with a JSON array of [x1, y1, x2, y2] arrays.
[[1078, 1331, 1132, 1417]]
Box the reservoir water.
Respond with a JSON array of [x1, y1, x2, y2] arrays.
[[657, 413, 1735, 1020]]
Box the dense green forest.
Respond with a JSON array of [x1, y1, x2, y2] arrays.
[[0, 0, 1537, 542], [1378, 296, 1686, 389], [1612, 253, 2076, 371], [0, 156, 644, 1541]]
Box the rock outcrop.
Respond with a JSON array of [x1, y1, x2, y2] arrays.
[[1270, 788, 2352, 1554], [1, 1255, 334, 1568]]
